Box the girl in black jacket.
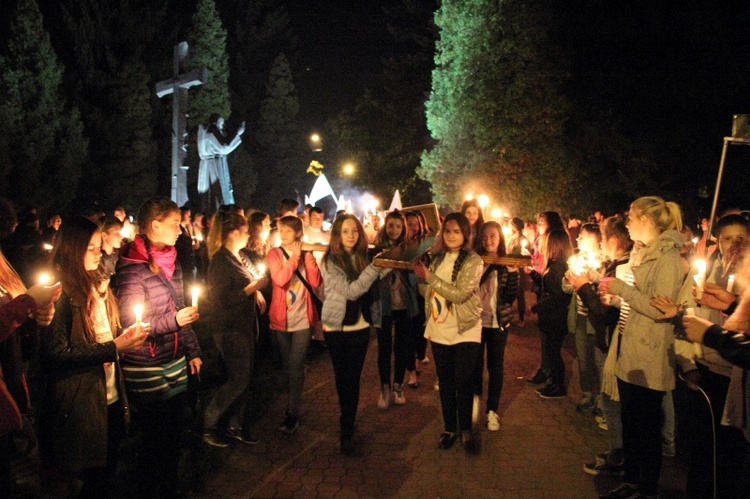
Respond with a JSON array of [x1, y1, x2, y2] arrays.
[[529, 229, 571, 399]]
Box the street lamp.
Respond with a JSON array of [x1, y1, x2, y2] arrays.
[[343, 163, 355, 176], [309, 133, 322, 152]]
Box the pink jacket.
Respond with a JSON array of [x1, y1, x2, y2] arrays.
[[267, 248, 322, 331]]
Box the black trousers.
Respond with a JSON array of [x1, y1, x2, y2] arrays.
[[685, 365, 747, 499], [618, 378, 664, 495], [136, 392, 187, 498], [431, 341, 482, 433], [325, 328, 370, 440], [540, 324, 567, 386]]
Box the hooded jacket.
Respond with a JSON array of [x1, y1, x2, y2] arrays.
[[610, 229, 684, 391]]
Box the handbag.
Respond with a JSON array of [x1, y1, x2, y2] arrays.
[[279, 248, 323, 318], [0, 366, 22, 436]]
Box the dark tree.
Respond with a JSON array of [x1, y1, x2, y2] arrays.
[[57, 0, 159, 210], [0, 0, 87, 213], [253, 52, 305, 212]]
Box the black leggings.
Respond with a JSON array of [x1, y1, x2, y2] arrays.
[[377, 310, 410, 385]]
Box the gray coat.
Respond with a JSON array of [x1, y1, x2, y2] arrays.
[[321, 259, 389, 331], [610, 230, 684, 391]]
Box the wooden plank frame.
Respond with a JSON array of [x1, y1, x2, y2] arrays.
[[398, 203, 441, 235]]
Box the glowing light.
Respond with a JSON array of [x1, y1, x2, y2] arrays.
[[38, 273, 51, 285], [477, 194, 489, 209], [191, 286, 200, 308], [691, 237, 698, 245], [465, 193, 474, 201], [195, 232, 203, 242], [257, 263, 266, 275], [694, 259, 706, 299], [133, 304, 143, 324], [310, 133, 320, 143], [491, 208, 502, 220], [43, 243, 53, 251], [343, 163, 355, 176], [727, 274, 735, 293]]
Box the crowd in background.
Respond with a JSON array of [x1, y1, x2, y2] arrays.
[[1, 194, 749, 498]]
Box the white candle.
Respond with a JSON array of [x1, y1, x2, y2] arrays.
[[195, 232, 203, 242], [727, 274, 735, 293], [191, 286, 200, 308], [133, 304, 143, 325], [685, 307, 695, 316], [38, 273, 51, 285], [694, 260, 706, 300], [257, 263, 266, 275]]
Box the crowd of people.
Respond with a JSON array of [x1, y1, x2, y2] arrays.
[[1, 193, 749, 498]]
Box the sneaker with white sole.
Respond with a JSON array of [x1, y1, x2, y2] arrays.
[[486, 410, 500, 431]]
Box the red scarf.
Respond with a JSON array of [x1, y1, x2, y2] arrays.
[[122, 235, 177, 280]]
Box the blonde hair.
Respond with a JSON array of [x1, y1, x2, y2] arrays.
[[630, 196, 683, 233]]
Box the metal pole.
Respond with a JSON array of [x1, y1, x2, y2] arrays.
[[703, 137, 730, 259]]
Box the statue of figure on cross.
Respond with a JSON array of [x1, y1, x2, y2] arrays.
[[197, 114, 245, 213]]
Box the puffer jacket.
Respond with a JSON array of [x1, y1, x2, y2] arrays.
[[420, 251, 483, 335], [321, 259, 388, 331], [481, 264, 519, 329], [610, 230, 684, 391], [113, 252, 201, 366]]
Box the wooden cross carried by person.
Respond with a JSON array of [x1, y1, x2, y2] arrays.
[[155, 42, 208, 207]]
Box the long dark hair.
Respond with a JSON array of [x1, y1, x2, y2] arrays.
[[477, 221, 506, 256], [545, 229, 572, 268], [404, 210, 425, 239], [219, 212, 248, 247], [373, 211, 408, 250], [324, 214, 369, 279], [53, 216, 119, 341]]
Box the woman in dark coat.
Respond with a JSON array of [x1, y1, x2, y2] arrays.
[[40, 217, 147, 496]]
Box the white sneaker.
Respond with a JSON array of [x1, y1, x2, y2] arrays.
[[471, 395, 480, 424], [487, 410, 500, 431]]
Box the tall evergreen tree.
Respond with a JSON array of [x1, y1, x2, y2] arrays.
[[420, 0, 572, 217], [187, 0, 231, 128], [58, 0, 159, 210], [253, 53, 304, 212], [0, 0, 87, 213]]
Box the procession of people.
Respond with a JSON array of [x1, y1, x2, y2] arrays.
[[1, 192, 750, 499]]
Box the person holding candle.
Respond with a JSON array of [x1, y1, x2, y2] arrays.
[[414, 213, 483, 454], [320, 214, 390, 455], [529, 230, 571, 399], [473, 221, 519, 431], [39, 216, 148, 497], [563, 223, 603, 413], [113, 197, 202, 498], [0, 246, 61, 498], [597, 196, 684, 499], [649, 213, 749, 498], [202, 212, 268, 446], [267, 215, 321, 433]]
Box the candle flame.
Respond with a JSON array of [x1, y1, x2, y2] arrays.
[[38, 273, 51, 285], [133, 304, 143, 323]]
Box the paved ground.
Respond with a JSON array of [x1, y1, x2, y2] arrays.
[[189, 313, 689, 498]]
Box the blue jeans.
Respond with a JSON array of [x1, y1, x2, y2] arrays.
[[273, 329, 312, 417]]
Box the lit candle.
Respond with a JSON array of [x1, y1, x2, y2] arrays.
[[38, 273, 51, 285], [195, 232, 203, 242], [477, 194, 489, 210], [727, 274, 735, 293], [133, 304, 143, 325], [465, 193, 474, 201], [261, 231, 269, 242], [691, 237, 698, 245], [257, 263, 266, 275], [302, 235, 309, 243], [694, 260, 706, 299], [521, 239, 530, 256], [685, 307, 695, 316], [491, 208, 502, 220], [191, 286, 200, 308], [43, 243, 53, 251]]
